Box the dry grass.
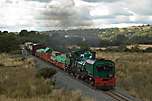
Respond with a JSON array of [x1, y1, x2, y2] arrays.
[[0, 53, 93, 101], [0, 54, 52, 98], [0, 53, 23, 67], [0, 89, 93, 101], [96, 51, 152, 101]]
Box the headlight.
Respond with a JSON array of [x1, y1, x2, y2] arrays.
[[109, 74, 113, 77]]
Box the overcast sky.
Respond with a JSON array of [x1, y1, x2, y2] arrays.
[[0, 0, 152, 31]]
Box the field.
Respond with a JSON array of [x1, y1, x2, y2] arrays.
[[0, 52, 151, 101], [0, 53, 93, 101], [96, 52, 152, 101]]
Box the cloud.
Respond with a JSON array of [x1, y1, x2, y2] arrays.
[[0, 0, 46, 31], [25, 0, 51, 2], [90, 3, 133, 18], [82, 0, 120, 3], [124, 0, 152, 15], [0, 0, 152, 31], [40, 0, 93, 28]]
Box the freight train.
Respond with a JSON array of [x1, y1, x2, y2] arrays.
[[25, 42, 116, 89]]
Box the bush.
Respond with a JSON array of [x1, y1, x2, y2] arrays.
[[144, 47, 152, 52], [0, 33, 19, 53], [0, 63, 4, 66], [36, 68, 57, 79]]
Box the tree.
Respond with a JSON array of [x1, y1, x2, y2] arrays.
[[19, 30, 28, 36], [3, 31, 8, 34], [29, 31, 37, 35], [0, 34, 19, 52], [144, 47, 152, 52], [78, 42, 90, 50], [130, 44, 142, 52], [112, 34, 128, 45]]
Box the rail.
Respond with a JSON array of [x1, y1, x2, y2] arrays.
[[104, 90, 134, 101]]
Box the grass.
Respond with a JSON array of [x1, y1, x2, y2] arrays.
[[0, 53, 93, 101], [0, 90, 93, 101], [96, 51, 152, 101]]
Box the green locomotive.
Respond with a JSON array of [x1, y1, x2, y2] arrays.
[[65, 49, 116, 89]]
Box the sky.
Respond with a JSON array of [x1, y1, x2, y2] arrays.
[[0, 0, 152, 32]]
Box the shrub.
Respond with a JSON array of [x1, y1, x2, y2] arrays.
[[36, 68, 57, 79], [144, 47, 152, 52], [0, 63, 4, 66], [0, 34, 19, 53]]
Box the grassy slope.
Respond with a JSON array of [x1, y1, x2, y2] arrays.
[[0, 53, 93, 101], [96, 52, 152, 101]]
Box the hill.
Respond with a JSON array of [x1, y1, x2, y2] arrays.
[[44, 25, 152, 49], [98, 24, 152, 46]]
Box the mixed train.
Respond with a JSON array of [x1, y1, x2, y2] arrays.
[[24, 42, 116, 89]]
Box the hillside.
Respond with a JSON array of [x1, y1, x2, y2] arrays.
[[99, 25, 152, 46], [45, 25, 152, 48], [0, 24, 151, 51]]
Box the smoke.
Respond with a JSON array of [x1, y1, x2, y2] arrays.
[[48, 29, 101, 52], [41, 0, 93, 29], [39, 0, 98, 51]]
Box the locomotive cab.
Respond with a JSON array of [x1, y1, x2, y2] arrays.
[[85, 59, 116, 89], [94, 60, 116, 89]]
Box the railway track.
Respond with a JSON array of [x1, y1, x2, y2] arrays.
[[104, 90, 134, 101]]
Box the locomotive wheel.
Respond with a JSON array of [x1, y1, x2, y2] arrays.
[[80, 75, 85, 80], [75, 74, 80, 79], [90, 80, 97, 89], [73, 73, 77, 78], [90, 80, 95, 86], [79, 75, 83, 80], [63, 68, 67, 72], [89, 78, 95, 86], [69, 72, 74, 76], [84, 76, 89, 82], [71, 72, 75, 76]]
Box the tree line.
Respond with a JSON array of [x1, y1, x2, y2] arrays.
[[99, 27, 152, 47], [0, 30, 49, 53]]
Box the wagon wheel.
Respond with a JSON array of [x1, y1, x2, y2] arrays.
[[90, 80, 97, 89]]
